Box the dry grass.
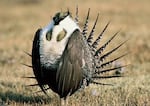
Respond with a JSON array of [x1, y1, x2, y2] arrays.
[[0, 0, 150, 105]]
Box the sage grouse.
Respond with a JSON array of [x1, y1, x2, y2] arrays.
[[29, 8, 128, 104]]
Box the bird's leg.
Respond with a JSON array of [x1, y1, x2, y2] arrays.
[[60, 98, 68, 106]]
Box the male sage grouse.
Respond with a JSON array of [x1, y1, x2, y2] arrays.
[[26, 8, 128, 105]]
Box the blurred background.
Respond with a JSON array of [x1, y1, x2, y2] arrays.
[[0, 0, 149, 105]]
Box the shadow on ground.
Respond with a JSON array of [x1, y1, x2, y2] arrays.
[[0, 91, 51, 104]]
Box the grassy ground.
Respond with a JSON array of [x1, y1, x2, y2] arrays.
[[0, 0, 150, 105]]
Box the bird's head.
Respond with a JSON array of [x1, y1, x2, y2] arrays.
[[39, 11, 80, 67]]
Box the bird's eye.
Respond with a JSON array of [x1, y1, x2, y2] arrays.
[[57, 29, 67, 42], [46, 30, 52, 41]]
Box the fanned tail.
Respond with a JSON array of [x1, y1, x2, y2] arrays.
[[78, 8, 128, 86]]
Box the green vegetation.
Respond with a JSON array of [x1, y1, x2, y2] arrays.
[[0, 0, 149, 105]]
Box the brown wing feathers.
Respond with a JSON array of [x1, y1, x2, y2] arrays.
[[56, 29, 83, 97]]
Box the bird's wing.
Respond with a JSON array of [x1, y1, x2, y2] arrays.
[[56, 29, 84, 98], [32, 29, 48, 94]]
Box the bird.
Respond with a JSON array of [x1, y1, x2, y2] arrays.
[[25, 7, 128, 105]]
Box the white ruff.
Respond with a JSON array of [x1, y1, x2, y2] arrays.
[[39, 15, 80, 68]]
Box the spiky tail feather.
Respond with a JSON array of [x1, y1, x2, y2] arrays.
[[75, 5, 79, 24], [21, 63, 32, 68], [94, 31, 120, 57], [94, 65, 128, 74], [87, 13, 99, 45], [82, 8, 90, 39], [91, 21, 110, 49], [98, 40, 128, 63]]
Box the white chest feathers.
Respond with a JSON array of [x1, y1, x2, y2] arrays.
[[39, 15, 80, 68]]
